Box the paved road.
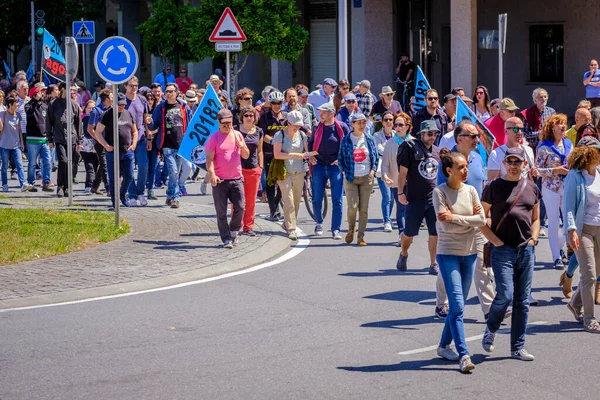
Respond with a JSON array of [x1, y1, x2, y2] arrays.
[[1, 175, 600, 399]]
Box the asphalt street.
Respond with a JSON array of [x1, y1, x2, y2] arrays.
[[1, 181, 599, 399]]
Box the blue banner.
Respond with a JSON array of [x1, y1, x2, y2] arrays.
[[178, 85, 223, 168], [3, 61, 11, 80], [413, 66, 431, 111], [41, 29, 66, 82], [455, 96, 496, 166], [25, 61, 34, 82]]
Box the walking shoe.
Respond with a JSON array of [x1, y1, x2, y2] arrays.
[[265, 214, 279, 222], [459, 355, 475, 373], [232, 232, 239, 245], [180, 186, 188, 196], [539, 227, 547, 237], [200, 182, 207, 195], [73, 177, 79, 184], [243, 230, 257, 237], [436, 345, 459, 361], [511, 349, 535, 361], [36, 171, 41, 180], [165, 198, 172, 206], [383, 222, 392, 232], [504, 309, 512, 321], [128, 197, 138, 207], [91, 186, 101, 194], [429, 262, 439, 276], [42, 183, 54, 192], [288, 231, 298, 240], [1, 185, 8, 192], [435, 305, 448, 319], [138, 194, 148, 207], [52, 164, 57, 172], [357, 238, 368, 246], [10, 171, 16, 180], [29, 186, 38, 192], [584, 319, 600, 333], [223, 240, 233, 249], [345, 230, 354, 244], [332, 230, 342, 240], [147, 190, 157, 200], [559, 271, 573, 299], [21, 184, 33, 192], [566, 303, 583, 324], [560, 249, 568, 265], [553, 258, 564, 270], [275, 212, 284, 221], [314, 224, 324, 236], [56, 188, 64, 198], [482, 327, 496, 353], [396, 253, 408, 271], [155, 182, 164, 189], [170, 200, 180, 208], [528, 293, 539, 306], [84, 187, 92, 194], [121, 199, 133, 207], [106, 190, 111, 197]]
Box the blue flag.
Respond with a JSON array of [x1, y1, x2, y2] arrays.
[[25, 61, 34, 82], [178, 85, 223, 168], [3, 60, 11, 80], [455, 96, 497, 166], [41, 29, 66, 82], [413, 66, 431, 112]]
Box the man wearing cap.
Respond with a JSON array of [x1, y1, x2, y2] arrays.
[[397, 120, 442, 279], [371, 86, 402, 117], [185, 90, 198, 111], [484, 98, 519, 148], [154, 65, 176, 91], [480, 146, 541, 362], [355, 80, 376, 117], [411, 88, 448, 143], [205, 109, 250, 249], [308, 78, 337, 121], [296, 87, 317, 128], [124, 76, 151, 207], [206, 74, 230, 107], [308, 101, 350, 238], [24, 86, 53, 192], [91, 81, 104, 103], [146, 83, 192, 209], [176, 68, 194, 93], [521, 88, 556, 152], [88, 88, 112, 196], [487, 117, 537, 182], [336, 93, 358, 126], [283, 88, 312, 133], [443, 93, 457, 130]]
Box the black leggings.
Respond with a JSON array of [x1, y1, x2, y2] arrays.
[[264, 156, 281, 216]]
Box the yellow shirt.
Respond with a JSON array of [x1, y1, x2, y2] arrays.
[[566, 126, 577, 144]]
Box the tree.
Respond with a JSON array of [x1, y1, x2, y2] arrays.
[[138, 0, 309, 82], [0, 0, 103, 70]]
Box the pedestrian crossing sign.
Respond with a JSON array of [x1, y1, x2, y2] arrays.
[[73, 21, 95, 44]]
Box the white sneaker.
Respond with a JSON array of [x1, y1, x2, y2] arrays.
[[128, 198, 138, 207], [21, 184, 33, 192], [436, 345, 459, 361], [460, 355, 475, 372], [482, 327, 496, 353], [314, 224, 323, 236], [138, 194, 148, 207], [383, 222, 392, 232], [511, 349, 535, 361], [332, 230, 342, 240], [288, 231, 298, 240], [84, 187, 92, 194], [2, 185, 8, 192], [200, 182, 207, 195], [539, 227, 547, 237]]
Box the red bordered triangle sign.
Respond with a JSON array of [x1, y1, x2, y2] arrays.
[[209, 8, 247, 42]]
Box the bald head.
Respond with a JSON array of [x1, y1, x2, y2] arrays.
[[504, 117, 523, 128], [575, 108, 592, 129], [504, 117, 524, 146]]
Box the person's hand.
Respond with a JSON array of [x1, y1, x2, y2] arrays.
[[331, 160, 339, 166], [104, 144, 114, 152], [368, 170, 375, 179], [398, 192, 408, 205], [384, 176, 394, 186], [20, 143, 25, 152], [127, 144, 136, 151], [437, 210, 453, 222], [210, 174, 221, 187], [146, 141, 152, 151], [145, 116, 153, 125], [473, 204, 482, 215], [553, 166, 569, 176], [77, 144, 83, 151], [49, 142, 55, 149], [309, 156, 317, 165], [568, 230, 579, 251], [529, 166, 539, 179]]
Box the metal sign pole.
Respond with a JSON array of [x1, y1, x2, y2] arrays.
[[30, 2, 36, 74], [226, 51, 231, 100], [498, 13, 507, 99], [65, 40, 73, 206], [112, 84, 120, 227]]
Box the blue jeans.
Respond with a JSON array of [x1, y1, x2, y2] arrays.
[[162, 147, 180, 200], [105, 150, 135, 207], [377, 177, 393, 224], [536, 178, 547, 227], [27, 141, 52, 185], [0, 147, 25, 187], [146, 145, 159, 191], [389, 187, 406, 235], [437, 253, 477, 358], [488, 244, 535, 351], [127, 141, 149, 198], [312, 163, 343, 232]]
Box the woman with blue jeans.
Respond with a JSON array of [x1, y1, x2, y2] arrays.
[[373, 111, 396, 232], [433, 150, 485, 373], [0, 96, 29, 192]]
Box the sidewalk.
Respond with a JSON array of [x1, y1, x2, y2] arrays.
[[0, 186, 290, 309]]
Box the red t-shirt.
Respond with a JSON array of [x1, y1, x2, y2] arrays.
[[484, 114, 506, 148], [176, 77, 193, 93], [205, 130, 243, 180]]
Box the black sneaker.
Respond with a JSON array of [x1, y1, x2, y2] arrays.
[[29, 186, 38, 192], [560, 249, 568, 265], [435, 306, 448, 319], [554, 258, 565, 270], [56, 188, 64, 198], [429, 262, 439, 276], [396, 253, 408, 271]]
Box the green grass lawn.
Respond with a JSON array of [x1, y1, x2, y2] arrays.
[[0, 208, 130, 265]]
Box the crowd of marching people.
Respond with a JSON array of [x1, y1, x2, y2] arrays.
[[4, 57, 600, 373]]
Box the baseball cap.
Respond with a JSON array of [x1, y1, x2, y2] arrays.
[[499, 98, 519, 111], [287, 110, 304, 126], [343, 93, 357, 102], [185, 90, 198, 103], [29, 87, 41, 97], [380, 86, 395, 95], [350, 113, 367, 122], [117, 93, 127, 105], [317, 102, 336, 112], [93, 81, 103, 88], [461, 95, 473, 104], [217, 109, 233, 121], [443, 93, 456, 103], [503, 146, 526, 161], [577, 136, 600, 148], [419, 120, 440, 134], [358, 80, 371, 89], [297, 88, 309, 97], [322, 78, 337, 87]]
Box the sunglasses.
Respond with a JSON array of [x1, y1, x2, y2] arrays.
[[394, 123, 406, 127], [459, 134, 481, 140], [242, 97, 252, 101], [424, 132, 436, 137], [427, 97, 438, 101], [271, 101, 282, 105], [243, 113, 254, 118], [220, 121, 232, 126], [504, 159, 523, 166], [165, 90, 175, 93], [340, 87, 349, 91], [383, 93, 394, 97], [345, 100, 356, 103], [475, 91, 484, 95], [128, 84, 138, 88], [509, 127, 524, 133], [383, 118, 394, 122]]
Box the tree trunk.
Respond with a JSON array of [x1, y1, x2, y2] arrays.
[[231, 53, 250, 95]]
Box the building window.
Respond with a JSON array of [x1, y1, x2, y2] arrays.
[[529, 24, 564, 83]]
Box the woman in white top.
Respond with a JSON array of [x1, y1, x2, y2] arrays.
[[433, 149, 486, 372], [373, 111, 396, 232], [472, 85, 491, 123], [0, 96, 28, 191]]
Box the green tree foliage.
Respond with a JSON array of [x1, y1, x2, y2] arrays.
[[138, 0, 309, 76], [0, 0, 103, 64]]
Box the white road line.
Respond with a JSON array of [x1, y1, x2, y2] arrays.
[[0, 232, 310, 313], [397, 320, 548, 356]]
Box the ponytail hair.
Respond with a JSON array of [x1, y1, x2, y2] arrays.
[[439, 148, 464, 178]]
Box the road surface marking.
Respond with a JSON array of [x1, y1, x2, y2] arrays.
[[397, 321, 548, 355]]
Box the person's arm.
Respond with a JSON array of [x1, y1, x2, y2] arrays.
[[258, 134, 264, 169], [74, 104, 83, 146], [449, 192, 486, 226], [235, 131, 250, 160], [564, 172, 581, 250], [128, 123, 138, 151], [206, 151, 220, 186], [478, 201, 504, 246], [381, 143, 394, 185], [583, 71, 594, 86], [0, 112, 3, 132], [46, 102, 54, 147], [94, 122, 113, 151], [529, 202, 540, 246], [397, 165, 409, 205], [405, 68, 415, 82], [273, 134, 303, 160], [18, 117, 24, 151]]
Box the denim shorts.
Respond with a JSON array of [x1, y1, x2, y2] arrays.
[[404, 198, 437, 237]]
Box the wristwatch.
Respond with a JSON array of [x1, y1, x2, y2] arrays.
[[530, 238, 539, 246]]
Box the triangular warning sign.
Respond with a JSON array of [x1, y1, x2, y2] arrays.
[[209, 8, 247, 42], [75, 23, 93, 39]]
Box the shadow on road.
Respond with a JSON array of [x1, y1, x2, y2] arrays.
[[364, 289, 435, 303], [361, 316, 478, 330], [337, 354, 511, 373]]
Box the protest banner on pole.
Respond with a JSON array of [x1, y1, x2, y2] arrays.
[[413, 66, 431, 112], [455, 96, 496, 166]]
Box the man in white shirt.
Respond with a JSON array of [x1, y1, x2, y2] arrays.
[[487, 117, 537, 182]]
